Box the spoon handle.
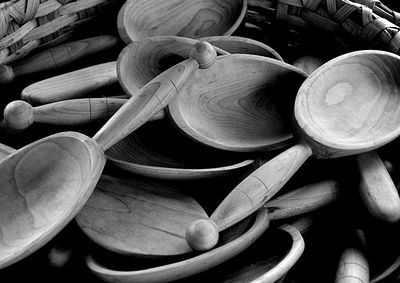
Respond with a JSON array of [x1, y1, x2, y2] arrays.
[[21, 61, 118, 105], [265, 179, 340, 221], [0, 35, 118, 84], [211, 143, 313, 231], [356, 150, 400, 223], [335, 229, 369, 283], [93, 42, 217, 151]]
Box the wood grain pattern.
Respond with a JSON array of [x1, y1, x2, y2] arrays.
[[76, 173, 208, 257], [0, 43, 215, 269], [86, 214, 304, 283], [0, 35, 118, 83], [295, 50, 400, 158], [3, 98, 127, 130], [335, 230, 369, 283], [357, 150, 400, 223], [0, 132, 106, 269], [265, 179, 340, 220], [21, 61, 118, 105], [200, 35, 284, 61], [94, 42, 217, 151], [117, 0, 247, 43], [169, 54, 307, 152], [106, 119, 254, 180], [185, 50, 400, 251], [86, 208, 269, 283]]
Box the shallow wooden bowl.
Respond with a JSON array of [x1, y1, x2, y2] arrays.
[[106, 120, 254, 180], [167, 54, 307, 152], [117, 0, 247, 43], [85, 208, 304, 282], [200, 36, 284, 61]]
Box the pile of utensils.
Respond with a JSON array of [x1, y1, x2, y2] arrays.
[[1, 0, 400, 282]]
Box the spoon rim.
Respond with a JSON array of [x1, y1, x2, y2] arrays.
[[295, 49, 400, 156], [116, 0, 248, 44], [168, 54, 307, 152]]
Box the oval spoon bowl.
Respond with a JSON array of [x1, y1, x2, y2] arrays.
[[117, 0, 247, 43], [295, 50, 400, 158], [167, 54, 307, 152]]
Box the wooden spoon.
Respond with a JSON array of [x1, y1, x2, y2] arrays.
[[77, 174, 339, 259], [85, 208, 304, 283], [165, 54, 307, 152], [292, 54, 400, 223], [0, 42, 216, 269], [0, 35, 118, 84], [21, 35, 282, 105], [185, 50, 400, 251], [117, 0, 247, 44], [335, 229, 369, 283]]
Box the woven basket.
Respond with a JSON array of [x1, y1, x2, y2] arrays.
[[0, 0, 120, 65], [245, 0, 400, 54]]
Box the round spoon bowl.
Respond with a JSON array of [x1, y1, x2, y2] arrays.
[[0, 132, 105, 269], [296, 50, 400, 158], [117, 0, 247, 43], [167, 54, 307, 152]]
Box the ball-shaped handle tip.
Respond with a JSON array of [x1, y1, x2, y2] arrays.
[[190, 42, 217, 69], [4, 100, 34, 130], [0, 65, 15, 84], [186, 219, 219, 251]]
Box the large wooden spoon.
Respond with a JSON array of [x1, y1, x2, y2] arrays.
[[85, 208, 304, 283], [0, 42, 216, 269], [186, 50, 400, 251], [21, 36, 281, 105], [77, 174, 339, 258], [117, 0, 247, 43]]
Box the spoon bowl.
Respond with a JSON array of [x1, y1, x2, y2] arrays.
[[295, 50, 400, 157], [117, 0, 247, 43], [186, 50, 400, 251]]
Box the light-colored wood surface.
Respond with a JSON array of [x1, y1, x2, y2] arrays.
[[3, 98, 127, 130], [265, 179, 340, 220], [0, 42, 216, 270], [357, 151, 400, 223], [186, 50, 400, 251], [117, 0, 247, 43], [295, 50, 400, 158], [200, 35, 284, 61], [106, 119, 255, 180], [86, 212, 304, 283], [168, 54, 307, 152], [76, 173, 209, 257], [0, 35, 118, 84], [0, 132, 106, 270], [21, 61, 118, 105], [335, 230, 369, 283]]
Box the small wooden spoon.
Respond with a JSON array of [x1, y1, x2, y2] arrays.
[[186, 50, 400, 251], [0, 35, 118, 84], [78, 176, 339, 258], [21, 36, 281, 105], [85, 208, 304, 283], [0, 42, 216, 269], [292, 54, 400, 223], [117, 0, 247, 43]]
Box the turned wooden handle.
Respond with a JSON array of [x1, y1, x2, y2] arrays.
[[211, 143, 313, 231], [357, 151, 400, 223], [335, 229, 369, 283], [21, 61, 118, 105], [0, 35, 118, 84], [186, 143, 313, 251], [93, 42, 217, 151], [265, 179, 340, 220]]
